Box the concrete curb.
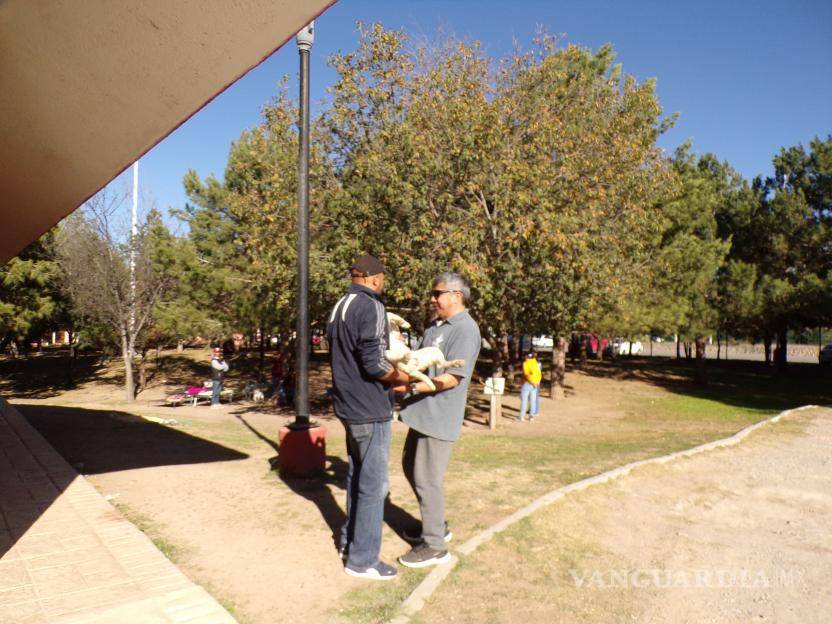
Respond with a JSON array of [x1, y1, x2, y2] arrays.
[[388, 405, 819, 624]]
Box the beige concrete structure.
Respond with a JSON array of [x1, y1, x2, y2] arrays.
[[0, 398, 238, 623], [0, 0, 335, 264]]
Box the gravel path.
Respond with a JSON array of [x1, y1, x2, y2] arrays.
[[584, 406, 832, 623]]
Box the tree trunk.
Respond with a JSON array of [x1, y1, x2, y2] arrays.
[[676, 338, 681, 360], [716, 331, 721, 360], [66, 327, 76, 383], [694, 336, 707, 385], [138, 347, 148, 393], [763, 335, 772, 365], [550, 336, 566, 400], [259, 325, 266, 380], [489, 331, 504, 376], [775, 328, 788, 374], [579, 335, 588, 368], [497, 332, 511, 378], [122, 334, 135, 402], [505, 332, 519, 388], [684, 341, 692, 359]]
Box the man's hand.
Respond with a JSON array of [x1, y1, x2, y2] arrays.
[[379, 367, 411, 387]]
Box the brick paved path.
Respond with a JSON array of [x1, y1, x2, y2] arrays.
[[0, 398, 236, 623]]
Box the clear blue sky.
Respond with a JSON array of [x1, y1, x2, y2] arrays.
[[114, 0, 832, 220]]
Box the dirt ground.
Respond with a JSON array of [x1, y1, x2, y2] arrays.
[[6, 353, 671, 624], [6, 350, 830, 623], [420, 407, 832, 624]]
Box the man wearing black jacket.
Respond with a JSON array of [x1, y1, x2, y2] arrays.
[[327, 255, 410, 581]]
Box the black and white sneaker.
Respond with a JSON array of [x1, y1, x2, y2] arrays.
[[344, 560, 398, 581], [402, 522, 452, 544], [398, 543, 451, 568]]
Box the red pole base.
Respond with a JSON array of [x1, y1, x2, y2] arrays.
[[278, 424, 327, 476]]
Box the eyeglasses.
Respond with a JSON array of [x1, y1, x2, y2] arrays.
[[430, 289, 459, 299]]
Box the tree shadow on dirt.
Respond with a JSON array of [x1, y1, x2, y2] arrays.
[[575, 357, 832, 413], [233, 413, 418, 554], [0, 352, 111, 399], [4, 403, 248, 559], [18, 404, 249, 474], [149, 353, 211, 387]]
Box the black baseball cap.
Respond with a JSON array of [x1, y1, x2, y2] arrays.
[[350, 254, 386, 277]]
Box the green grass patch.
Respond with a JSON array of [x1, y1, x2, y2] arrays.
[[114, 502, 188, 563], [334, 567, 427, 624], [339, 359, 830, 624]]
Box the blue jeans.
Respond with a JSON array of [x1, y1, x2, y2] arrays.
[[211, 379, 221, 405], [340, 420, 391, 569], [519, 382, 539, 420]]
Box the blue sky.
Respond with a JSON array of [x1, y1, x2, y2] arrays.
[[114, 0, 832, 221]]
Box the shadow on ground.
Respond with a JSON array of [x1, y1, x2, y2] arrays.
[[16, 404, 249, 474], [0, 351, 111, 399], [573, 356, 832, 413], [3, 403, 248, 559], [233, 413, 418, 554]]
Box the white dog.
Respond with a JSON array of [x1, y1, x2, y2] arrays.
[[386, 313, 464, 391]]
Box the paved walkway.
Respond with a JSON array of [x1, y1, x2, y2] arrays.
[[0, 398, 236, 623]]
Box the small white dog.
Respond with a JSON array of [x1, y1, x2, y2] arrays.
[[386, 313, 464, 391]]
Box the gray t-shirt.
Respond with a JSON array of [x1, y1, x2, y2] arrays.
[[399, 309, 481, 442]]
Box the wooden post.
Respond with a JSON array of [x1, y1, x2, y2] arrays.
[[484, 376, 504, 430], [489, 393, 501, 430]]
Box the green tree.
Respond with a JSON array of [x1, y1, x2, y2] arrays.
[[0, 233, 62, 355], [54, 192, 174, 401], [716, 136, 832, 370]]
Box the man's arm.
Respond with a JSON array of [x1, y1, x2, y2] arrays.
[[380, 367, 412, 386], [354, 297, 410, 385], [401, 320, 480, 394], [402, 373, 461, 395]]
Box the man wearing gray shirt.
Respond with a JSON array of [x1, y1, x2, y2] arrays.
[[397, 272, 481, 568]]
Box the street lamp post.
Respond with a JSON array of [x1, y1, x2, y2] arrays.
[[291, 20, 314, 430], [278, 22, 326, 476]]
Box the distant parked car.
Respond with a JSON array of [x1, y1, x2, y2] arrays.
[[608, 339, 644, 356], [532, 335, 554, 350], [820, 344, 832, 365]]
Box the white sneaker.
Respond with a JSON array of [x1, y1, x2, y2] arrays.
[[344, 560, 398, 581]]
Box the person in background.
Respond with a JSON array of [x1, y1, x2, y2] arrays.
[[210, 347, 229, 409], [271, 351, 285, 395], [281, 364, 297, 407], [519, 350, 542, 422]]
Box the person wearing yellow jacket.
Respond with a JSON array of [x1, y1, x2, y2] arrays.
[[519, 350, 542, 422]]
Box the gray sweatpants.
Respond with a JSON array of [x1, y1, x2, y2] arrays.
[[402, 428, 454, 550]]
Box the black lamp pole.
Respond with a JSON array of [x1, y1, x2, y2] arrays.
[[293, 22, 314, 430]]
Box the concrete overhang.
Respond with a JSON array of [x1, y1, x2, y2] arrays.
[[0, 0, 335, 264]]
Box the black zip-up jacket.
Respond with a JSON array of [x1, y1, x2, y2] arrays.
[[326, 284, 394, 424]]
